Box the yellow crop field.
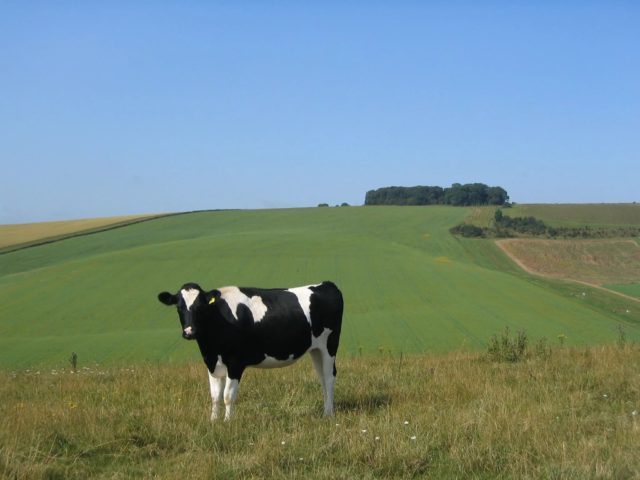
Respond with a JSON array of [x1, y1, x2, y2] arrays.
[[0, 215, 157, 251]]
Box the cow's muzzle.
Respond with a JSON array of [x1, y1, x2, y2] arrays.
[[183, 326, 196, 340]]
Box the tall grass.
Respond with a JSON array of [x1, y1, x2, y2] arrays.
[[2, 344, 639, 479]]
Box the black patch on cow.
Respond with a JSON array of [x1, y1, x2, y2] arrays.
[[236, 303, 255, 329], [236, 287, 313, 361], [309, 282, 343, 357]]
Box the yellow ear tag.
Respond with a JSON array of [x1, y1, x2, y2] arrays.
[[209, 297, 216, 305]]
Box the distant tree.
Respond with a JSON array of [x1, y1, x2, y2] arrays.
[[487, 186, 509, 205], [365, 183, 509, 206], [443, 183, 469, 206], [449, 224, 485, 237], [318, 203, 329, 208]]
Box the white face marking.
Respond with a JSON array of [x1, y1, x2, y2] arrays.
[[287, 285, 318, 325], [180, 288, 200, 310], [183, 326, 193, 336], [219, 286, 268, 322]]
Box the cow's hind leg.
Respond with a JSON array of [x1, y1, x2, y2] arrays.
[[310, 348, 336, 416], [208, 372, 225, 421], [223, 377, 240, 421], [310, 349, 327, 402]]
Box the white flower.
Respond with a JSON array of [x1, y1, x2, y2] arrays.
[[403, 421, 409, 425], [361, 429, 367, 433], [281, 441, 286, 445], [410, 436, 417, 441], [375, 436, 380, 441], [632, 410, 638, 416]]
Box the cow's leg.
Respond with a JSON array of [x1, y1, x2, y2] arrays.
[[223, 376, 240, 421], [311, 348, 336, 416], [208, 371, 225, 421], [310, 349, 328, 410], [310, 349, 327, 391], [321, 352, 337, 416]]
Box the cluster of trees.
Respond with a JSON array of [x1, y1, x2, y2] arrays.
[[451, 209, 640, 239], [365, 183, 509, 206], [493, 210, 547, 236]]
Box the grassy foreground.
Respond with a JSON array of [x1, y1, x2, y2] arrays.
[[2, 344, 639, 479]]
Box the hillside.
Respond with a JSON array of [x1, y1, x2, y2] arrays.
[[0, 207, 638, 368], [509, 203, 640, 228], [0, 214, 162, 252]]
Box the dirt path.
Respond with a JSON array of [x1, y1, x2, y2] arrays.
[[495, 239, 640, 304]]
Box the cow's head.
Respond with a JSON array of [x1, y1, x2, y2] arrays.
[[157, 283, 220, 340]]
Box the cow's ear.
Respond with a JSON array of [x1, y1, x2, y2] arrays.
[[158, 291, 178, 306], [204, 289, 221, 306]]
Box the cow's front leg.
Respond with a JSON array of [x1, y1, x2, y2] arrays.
[[223, 376, 241, 421], [208, 371, 225, 421]]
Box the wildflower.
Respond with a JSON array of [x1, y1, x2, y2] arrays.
[[298, 457, 304, 461], [403, 421, 409, 425], [281, 441, 286, 445], [361, 429, 367, 433], [603, 394, 608, 399], [375, 436, 380, 441], [410, 436, 417, 441], [632, 410, 638, 416]]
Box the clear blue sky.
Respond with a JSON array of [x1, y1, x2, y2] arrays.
[[1, 2, 639, 224]]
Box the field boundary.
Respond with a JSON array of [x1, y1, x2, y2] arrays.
[[0, 210, 230, 255], [0, 208, 236, 255], [0, 215, 166, 254], [495, 239, 640, 304]]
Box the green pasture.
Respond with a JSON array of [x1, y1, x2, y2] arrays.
[[1, 207, 639, 368], [605, 283, 640, 300]]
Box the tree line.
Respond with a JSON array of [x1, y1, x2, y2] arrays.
[[450, 209, 640, 239], [365, 183, 509, 206]]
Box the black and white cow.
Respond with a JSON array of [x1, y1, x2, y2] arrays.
[[157, 281, 343, 421]]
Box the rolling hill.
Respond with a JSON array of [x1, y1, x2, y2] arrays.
[[1, 206, 638, 368]]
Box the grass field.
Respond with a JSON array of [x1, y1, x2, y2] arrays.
[[1, 206, 639, 369], [2, 344, 639, 479], [509, 203, 640, 228], [605, 283, 640, 300]]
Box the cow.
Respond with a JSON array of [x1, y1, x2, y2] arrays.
[[157, 281, 343, 421]]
